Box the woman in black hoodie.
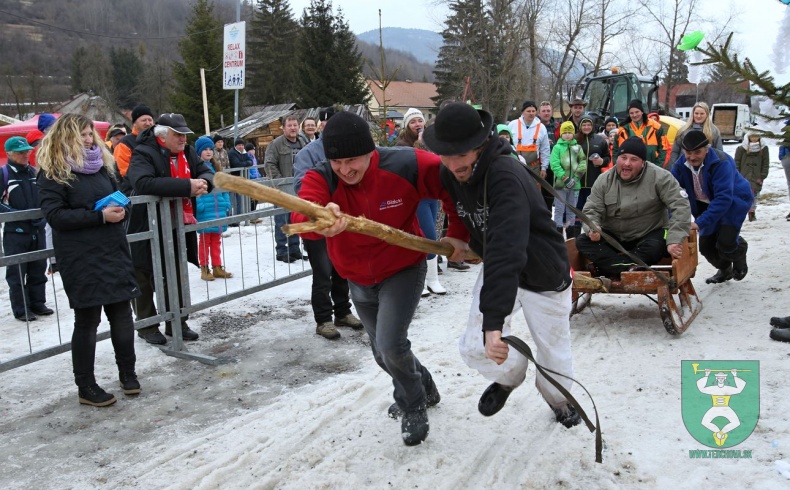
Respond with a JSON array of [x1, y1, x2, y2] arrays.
[[572, 116, 611, 236]]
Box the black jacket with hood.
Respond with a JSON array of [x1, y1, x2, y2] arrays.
[[440, 136, 572, 332]]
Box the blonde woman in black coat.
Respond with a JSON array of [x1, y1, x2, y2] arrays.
[[37, 114, 141, 407]]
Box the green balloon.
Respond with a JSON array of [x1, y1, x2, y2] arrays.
[[678, 30, 705, 51]]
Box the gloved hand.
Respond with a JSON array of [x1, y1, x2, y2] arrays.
[[564, 176, 577, 189]]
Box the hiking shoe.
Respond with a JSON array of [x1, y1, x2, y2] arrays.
[[276, 255, 297, 263], [78, 384, 117, 407], [165, 325, 199, 341], [212, 265, 233, 279], [401, 408, 429, 446], [31, 306, 54, 316], [553, 404, 582, 428], [119, 372, 141, 395], [138, 330, 167, 345], [705, 265, 733, 284], [447, 260, 470, 271], [334, 314, 363, 330], [770, 327, 790, 343], [388, 375, 441, 419], [478, 382, 514, 417], [770, 316, 790, 329], [316, 321, 340, 340]]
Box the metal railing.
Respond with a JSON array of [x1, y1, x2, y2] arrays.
[[0, 177, 309, 371]]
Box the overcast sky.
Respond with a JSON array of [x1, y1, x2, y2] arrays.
[[285, 0, 789, 83]]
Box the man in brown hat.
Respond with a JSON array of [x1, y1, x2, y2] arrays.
[[424, 102, 581, 429], [671, 129, 752, 284], [565, 98, 588, 132]]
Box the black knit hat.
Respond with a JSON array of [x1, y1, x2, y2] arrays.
[[681, 129, 709, 151], [422, 102, 493, 156], [521, 100, 537, 112], [212, 134, 224, 143], [617, 136, 647, 161], [628, 99, 644, 112], [321, 111, 375, 159], [131, 104, 154, 123], [604, 116, 619, 127], [234, 137, 245, 146]]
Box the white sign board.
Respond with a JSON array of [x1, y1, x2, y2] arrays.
[[223, 21, 245, 90]]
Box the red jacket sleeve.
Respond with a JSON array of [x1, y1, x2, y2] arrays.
[[414, 149, 470, 243], [291, 168, 331, 241]]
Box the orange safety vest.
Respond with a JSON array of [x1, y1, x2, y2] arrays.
[[516, 119, 543, 168], [619, 120, 660, 148]]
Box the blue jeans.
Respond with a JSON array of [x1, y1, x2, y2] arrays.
[[349, 262, 431, 412], [416, 200, 438, 259], [274, 212, 301, 258], [553, 188, 580, 228]]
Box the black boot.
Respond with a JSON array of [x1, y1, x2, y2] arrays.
[[553, 404, 582, 428], [401, 408, 429, 446], [78, 384, 117, 407], [388, 373, 441, 419], [119, 372, 141, 395], [705, 265, 733, 284], [770, 316, 790, 329], [478, 382, 514, 417], [770, 328, 790, 343]]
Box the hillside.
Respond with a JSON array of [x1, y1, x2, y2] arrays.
[[357, 27, 442, 65]]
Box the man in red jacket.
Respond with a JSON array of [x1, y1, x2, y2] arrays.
[[293, 111, 468, 446]]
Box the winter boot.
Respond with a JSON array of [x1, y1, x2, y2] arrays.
[[212, 265, 233, 279], [748, 211, 756, 222], [401, 408, 429, 446], [388, 372, 441, 419], [553, 404, 582, 428], [119, 372, 141, 395], [770, 316, 790, 329], [424, 257, 446, 295], [200, 266, 214, 281], [78, 384, 117, 407], [705, 265, 733, 284], [731, 240, 748, 281], [478, 382, 514, 417]]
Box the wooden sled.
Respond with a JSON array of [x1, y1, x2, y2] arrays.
[[566, 229, 703, 335]]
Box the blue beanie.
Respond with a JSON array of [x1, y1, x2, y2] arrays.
[[37, 113, 56, 132], [195, 136, 215, 157]]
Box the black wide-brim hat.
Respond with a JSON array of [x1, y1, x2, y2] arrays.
[[423, 102, 494, 156]]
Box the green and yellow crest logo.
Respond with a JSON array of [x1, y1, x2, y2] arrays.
[[681, 361, 759, 448]]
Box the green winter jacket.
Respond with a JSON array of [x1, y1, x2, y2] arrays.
[[549, 138, 586, 189], [581, 162, 691, 245]]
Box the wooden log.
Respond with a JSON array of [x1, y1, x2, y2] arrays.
[[213, 172, 478, 259], [213, 172, 598, 287]]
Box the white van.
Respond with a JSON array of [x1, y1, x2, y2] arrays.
[[711, 103, 752, 142]]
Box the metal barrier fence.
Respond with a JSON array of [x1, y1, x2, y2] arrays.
[[0, 175, 309, 372]]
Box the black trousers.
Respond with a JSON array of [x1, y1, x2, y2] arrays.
[[72, 300, 136, 388], [576, 228, 667, 277], [303, 238, 352, 324], [3, 230, 47, 317], [133, 266, 189, 335], [699, 225, 747, 270]]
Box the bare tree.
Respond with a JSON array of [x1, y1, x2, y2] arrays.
[[577, 0, 633, 75], [538, 0, 592, 114]]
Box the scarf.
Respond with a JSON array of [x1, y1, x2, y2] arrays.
[[68, 145, 105, 174], [161, 141, 196, 223]]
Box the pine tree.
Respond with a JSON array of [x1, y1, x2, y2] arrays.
[[663, 49, 689, 88], [433, 0, 483, 108], [171, 0, 233, 134], [70, 45, 113, 102], [110, 47, 143, 109], [432, 0, 513, 120], [246, 0, 300, 105], [296, 0, 368, 107]]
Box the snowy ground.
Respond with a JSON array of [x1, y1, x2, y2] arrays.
[[1, 143, 789, 489]]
